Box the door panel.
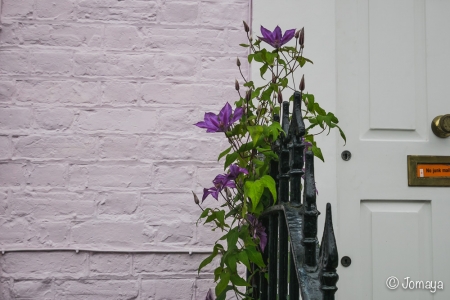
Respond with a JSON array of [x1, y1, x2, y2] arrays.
[[337, 0, 450, 299]]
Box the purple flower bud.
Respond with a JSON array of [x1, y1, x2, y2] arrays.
[[192, 191, 200, 205], [277, 89, 283, 104], [299, 27, 304, 48], [205, 288, 214, 300], [236, 57, 241, 67], [299, 75, 305, 91], [235, 80, 239, 91], [272, 73, 276, 84], [245, 90, 252, 102], [243, 21, 250, 33], [295, 30, 300, 39]]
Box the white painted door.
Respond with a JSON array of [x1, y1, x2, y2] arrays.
[[254, 0, 450, 299], [336, 0, 450, 299]]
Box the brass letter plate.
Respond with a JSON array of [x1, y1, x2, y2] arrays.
[[408, 155, 450, 187]]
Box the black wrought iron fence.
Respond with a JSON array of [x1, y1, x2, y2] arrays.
[[250, 91, 339, 300]]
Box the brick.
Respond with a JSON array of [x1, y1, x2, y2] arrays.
[[154, 220, 194, 244], [35, 0, 76, 20], [102, 81, 139, 105], [201, 56, 245, 81], [0, 163, 26, 187], [158, 107, 199, 133], [0, 192, 7, 215], [140, 82, 231, 105], [28, 164, 67, 187], [141, 136, 226, 161], [161, 2, 198, 23], [142, 279, 197, 300], [74, 53, 156, 77], [2, 0, 34, 19], [0, 51, 29, 74], [16, 80, 102, 105], [76, 108, 158, 133], [77, 0, 157, 22], [0, 23, 20, 46], [9, 192, 96, 219], [1, 252, 88, 278], [20, 24, 103, 47], [133, 253, 205, 274], [0, 81, 16, 102], [71, 221, 147, 246], [0, 107, 33, 131], [90, 253, 131, 274], [12, 280, 54, 299], [34, 108, 75, 130], [54, 280, 138, 300], [200, 2, 248, 28], [104, 25, 144, 50], [153, 163, 194, 190], [195, 279, 215, 300], [98, 192, 139, 215], [0, 136, 12, 159], [28, 221, 71, 246], [30, 52, 73, 75], [154, 54, 198, 77], [69, 164, 153, 188], [99, 135, 139, 159], [14, 136, 96, 159], [0, 217, 28, 245], [139, 193, 198, 219], [0, 279, 12, 300], [142, 27, 231, 54]]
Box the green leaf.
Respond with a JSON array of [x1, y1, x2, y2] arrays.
[[230, 274, 250, 287], [224, 252, 238, 274], [216, 210, 225, 229], [314, 103, 326, 116], [244, 180, 264, 211], [260, 87, 273, 101], [237, 250, 251, 270], [304, 93, 315, 112], [280, 77, 288, 88], [218, 147, 231, 161], [260, 175, 277, 203], [198, 245, 219, 273], [337, 125, 347, 145], [226, 228, 239, 251], [247, 125, 264, 146], [224, 152, 239, 170], [199, 208, 211, 220], [239, 43, 250, 47], [245, 247, 265, 267], [243, 81, 254, 88], [216, 271, 231, 296], [260, 64, 269, 79], [312, 145, 325, 162], [247, 54, 254, 63]]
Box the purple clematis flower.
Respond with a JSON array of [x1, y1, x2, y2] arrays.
[[247, 214, 267, 252], [195, 103, 244, 133], [202, 164, 248, 202], [258, 25, 296, 49], [205, 288, 214, 300]]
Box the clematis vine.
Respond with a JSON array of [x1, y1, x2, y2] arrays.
[[258, 25, 296, 49], [202, 164, 248, 201], [195, 102, 243, 133], [193, 20, 345, 300]]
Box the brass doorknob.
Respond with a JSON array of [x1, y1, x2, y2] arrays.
[[431, 114, 450, 138]]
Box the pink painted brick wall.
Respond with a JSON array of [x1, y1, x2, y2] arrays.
[[0, 0, 250, 298]]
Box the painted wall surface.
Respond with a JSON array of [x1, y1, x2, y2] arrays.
[[0, 0, 250, 299]]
